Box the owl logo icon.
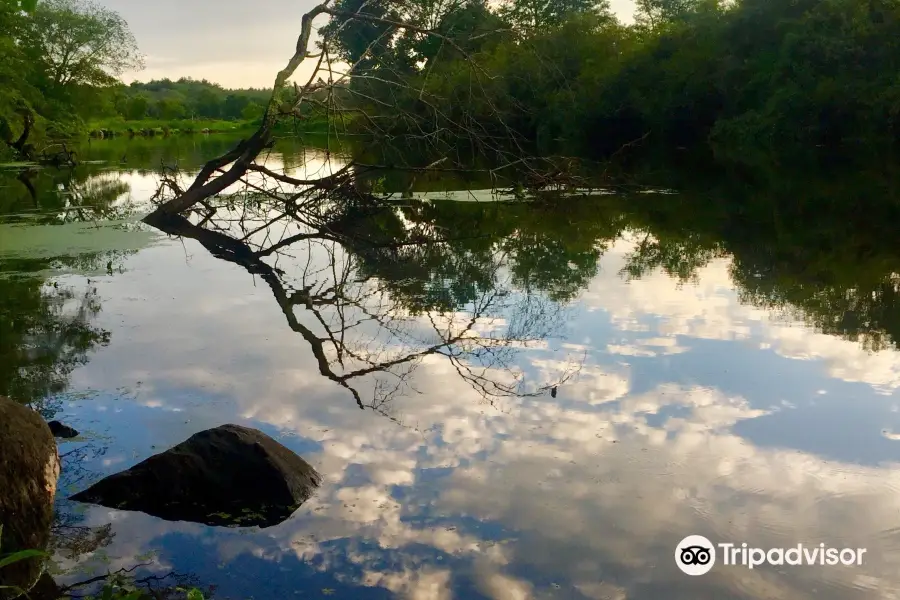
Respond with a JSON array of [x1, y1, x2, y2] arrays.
[[675, 535, 716, 575]]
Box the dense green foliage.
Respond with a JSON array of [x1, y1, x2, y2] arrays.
[[0, 0, 322, 154], [4, 0, 897, 158], [101, 78, 272, 127], [0, 0, 145, 153], [325, 0, 900, 159]]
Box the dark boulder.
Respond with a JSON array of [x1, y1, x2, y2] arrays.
[[47, 421, 78, 439], [0, 397, 60, 599], [70, 424, 320, 528]]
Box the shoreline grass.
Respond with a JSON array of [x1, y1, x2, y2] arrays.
[[87, 117, 256, 137], [88, 114, 335, 138]]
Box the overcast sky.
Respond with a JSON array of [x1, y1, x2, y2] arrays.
[[100, 0, 638, 89]]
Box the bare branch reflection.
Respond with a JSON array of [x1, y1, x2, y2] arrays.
[[145, 180, 580, 419]]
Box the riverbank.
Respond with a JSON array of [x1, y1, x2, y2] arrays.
[[86, 118, 255, 138], [86, 114, 334, 139]]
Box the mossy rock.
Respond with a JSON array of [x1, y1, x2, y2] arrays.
[[0, 397, 59, 599]]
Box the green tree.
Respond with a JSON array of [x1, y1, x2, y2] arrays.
[[412, 0, 511, 65], [634, 0, 707, 28], [125, 94, 149, 120], [240, 101, 263, 122], [223, 93, 250, 119], [27, 0, 144, 91], [192, 87, 222, 118], [498, 0, 608, 33], [319, 0, 401, 71], [155, 96, 186, 120], [0, 0, 39, 155], [8, 0, 37, 10]]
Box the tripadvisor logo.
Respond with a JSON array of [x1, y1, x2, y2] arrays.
[[675, 535, 867, 576], [676, 535, 716, 576]]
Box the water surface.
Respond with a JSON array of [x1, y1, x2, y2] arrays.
[[3, 136, 900, 599]]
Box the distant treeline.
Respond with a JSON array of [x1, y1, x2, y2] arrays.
[[0, 0, 323, 157], [109, 78, 271, 123], [86, 78, 281, 137]]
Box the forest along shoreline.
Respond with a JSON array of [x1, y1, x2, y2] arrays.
[[2, 0, 897, 166]]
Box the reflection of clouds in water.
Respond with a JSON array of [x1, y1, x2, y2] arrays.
[[588, 241, 900, 393], [60, 235, 900, 598], [52, 510, 179, 582], [300, 379, 900, 598], [363, 567, 454, 600], [607, 336, 690, 357], [531, 358, 629, 406]]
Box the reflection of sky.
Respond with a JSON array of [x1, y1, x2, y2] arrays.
[[47, 186, 900, 599]]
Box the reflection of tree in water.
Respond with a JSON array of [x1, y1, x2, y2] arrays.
[[0, 271, 110, 418], [732, 253, 900, 352], [0, 287, 113, 592], [53, 174, 133, 224], [0, 162, 139, 414], [352, 198, 623, 305], [144, 147, 900, 421], [82, 134, 269, 174], [0, 162, 135, 224], [611, 162, 900, 351], [0, 164, 180, 597], [620, 230, 726, 285], [5, 187, 146, 441], [146, 186, 586, 417]]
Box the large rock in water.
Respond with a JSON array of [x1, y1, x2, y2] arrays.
[[0, 397, 60, 600], [70, 424, 320, 528]]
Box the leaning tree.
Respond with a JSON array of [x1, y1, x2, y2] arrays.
[[143, 1, 591, 416]]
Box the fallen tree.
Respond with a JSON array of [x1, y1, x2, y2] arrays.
[[144, 199, 581, 418], [140, 1, 588, 416], [144, 0, 588, 221], [1, 102, 78, 166]]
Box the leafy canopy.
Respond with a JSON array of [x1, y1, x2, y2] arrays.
[[28, 0, 144, 89]]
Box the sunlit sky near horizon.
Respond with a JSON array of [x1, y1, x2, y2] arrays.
[[98, 0, 637, 89]]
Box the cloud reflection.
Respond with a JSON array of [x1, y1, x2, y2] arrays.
[[55, 229, 900, 599]]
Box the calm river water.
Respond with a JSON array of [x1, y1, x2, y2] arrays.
[[2, 135, 900, 599]]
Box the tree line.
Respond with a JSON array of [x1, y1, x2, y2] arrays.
[[109, 78, 270, 124], [323, 0, 900, 160], [3, 0, 899, 160]]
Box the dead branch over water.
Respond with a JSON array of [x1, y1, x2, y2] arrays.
[[147, 199, 582, 420], [144, 0, 587, 221], [137, 1, 587, 416]]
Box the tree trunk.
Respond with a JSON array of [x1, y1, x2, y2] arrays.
[[11, 106, 34, 157]]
